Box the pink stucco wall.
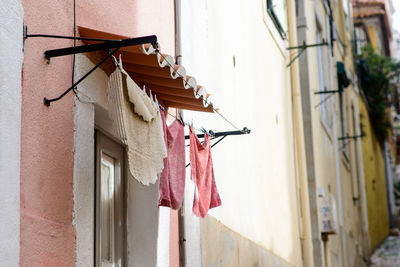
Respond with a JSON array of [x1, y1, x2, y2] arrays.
[[21, 0, 175, 265], [170, 210, 180, 267]]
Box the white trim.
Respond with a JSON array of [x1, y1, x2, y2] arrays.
[[73, 96, 95, 267], [0, 1, 23, 266], [262, 0, 289, 55]]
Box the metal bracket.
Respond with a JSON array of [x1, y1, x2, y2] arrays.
[[314, 89, 342, 95], [44, 47, 120, 106], [184, 127, 251, 140], [24, 25, 158, 106], [184, 127, 251, 168], [337, 134, 365, 141], [286, 40, 329, 67], [44, 35, 157, 59]]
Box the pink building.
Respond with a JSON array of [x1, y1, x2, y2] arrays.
[[1, 0, 217, 266]]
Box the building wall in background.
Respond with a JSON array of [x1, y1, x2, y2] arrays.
[[359, 96, 390, 251]]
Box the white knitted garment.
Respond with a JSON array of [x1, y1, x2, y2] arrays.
[[107, 66, 167, 185]]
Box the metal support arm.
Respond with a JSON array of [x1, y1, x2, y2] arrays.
[[184, 127, 251, 140], [314, 89, 342, 94], [44, 48, 120, 106], [44, 35, 157, 59], [24, 26, 158, 106], [286, 41, 329, 68], [337, 134, 365, 141]]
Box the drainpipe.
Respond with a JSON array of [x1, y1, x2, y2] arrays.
[[174, 2, 186, 267], [287, 0, 314, 266], [175, 0, 182, 65]]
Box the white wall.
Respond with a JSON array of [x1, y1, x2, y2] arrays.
[[180, 0, 303, 264], [73, 54, 168, 267], [0, 1, 23, 266]]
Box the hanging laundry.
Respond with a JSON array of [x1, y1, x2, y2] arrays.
[[189, 126, 221, 218], [159, 109, 186, 209], [107, 63, 167, 185]]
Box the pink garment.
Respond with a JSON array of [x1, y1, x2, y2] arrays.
[[159, 109, 186, 209], [189, 127, 221, 218]]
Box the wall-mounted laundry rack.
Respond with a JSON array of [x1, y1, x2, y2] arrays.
[[23, 25, 251, 148], [23, 25, 157, 106]]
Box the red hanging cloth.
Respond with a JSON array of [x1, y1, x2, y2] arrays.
[[159, 109, 186, 209], [189, 126, 221, 218]]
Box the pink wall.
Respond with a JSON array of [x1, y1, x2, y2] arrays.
[[170, 210, 180, 267], [21, 0, 175, 265], [21, 0, 75, 265]]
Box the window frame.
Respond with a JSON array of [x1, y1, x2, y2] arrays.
[[95, 132, 126, 267], [266, 0, 287, 40], [316, 15, 333, 135]]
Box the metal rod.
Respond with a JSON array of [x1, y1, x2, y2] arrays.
[[184, 127, 251, 140], [44, 47, 120, 106], [337, 134, 365, 141], [314, 89, 341, 94], [23, 25, 112, 42], [286, 48, 305, 68], [287, 41, 329, 50], [45, 35, 158, 59], [26, 34, 113, 42]]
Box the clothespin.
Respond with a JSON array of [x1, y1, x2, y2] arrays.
[[111, 54, 119, 68], [178, 115, 185, 126], [154, 95, 159, 106], [155, 95, 165, 111], [149, 90, 155, 103], [119, 54, 123, 69]]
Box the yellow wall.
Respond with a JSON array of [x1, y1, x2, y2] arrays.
[[359, 96, 389, 250], [366, 26, 379, 52]]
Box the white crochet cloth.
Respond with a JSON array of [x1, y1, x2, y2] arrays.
[[107, 65, 167, 185]]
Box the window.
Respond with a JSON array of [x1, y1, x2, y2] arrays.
[[316, 20, 333, 131], [96, 133, 125, 267], [339, 86, 350, 159], [342, 0, 349, 32], [266, 0, 288, 39], [354, 26, 368, 55], [350, 105, 360, 200]]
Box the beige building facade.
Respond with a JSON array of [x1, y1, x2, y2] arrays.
[[296, 0, 369, 266]]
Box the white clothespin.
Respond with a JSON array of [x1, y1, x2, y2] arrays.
[[149, 90, 155, 103], [112, 54, 119, 68], [155, 95, 159, 106], [118, 54, 123, 69]]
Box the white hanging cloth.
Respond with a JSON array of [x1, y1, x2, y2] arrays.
[[107, 60, 167, 185]]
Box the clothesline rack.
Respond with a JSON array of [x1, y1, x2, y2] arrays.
[[23, 25, 157, 106], [24, 25, 252, 146]]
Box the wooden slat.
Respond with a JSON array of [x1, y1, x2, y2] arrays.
[[117, 51, 160, 67], [163, 101, 214, 113], [153, 92, 205, 108], [78, 26, 216, 113], [131, 73, 186, 89], [144, 84, 196, 98], [124, 63, 172, 78]]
